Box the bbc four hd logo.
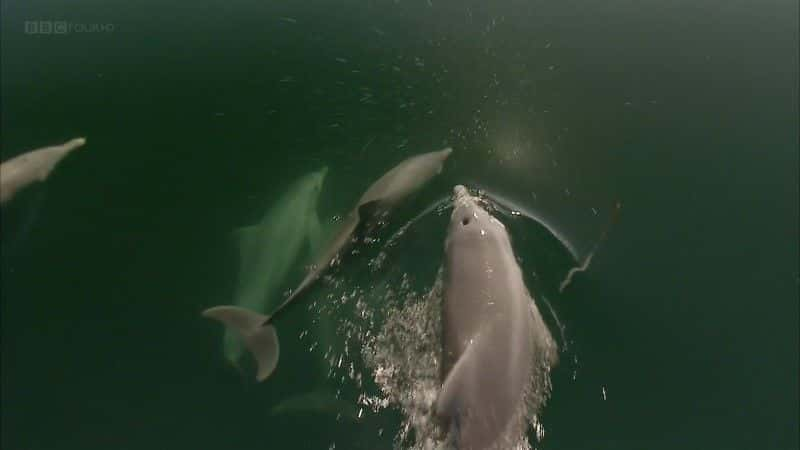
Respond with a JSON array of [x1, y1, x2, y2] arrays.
[[24, 21, 114, 34], [25, 21, 65, 34]]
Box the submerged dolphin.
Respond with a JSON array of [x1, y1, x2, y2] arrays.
[[284, 146, 453, 304], [270, 389, 360, 420], [203, 147, 453, 381], [0, 137, 86, 205], [221, 167, 328, 370], [436, 185, 557, 450]]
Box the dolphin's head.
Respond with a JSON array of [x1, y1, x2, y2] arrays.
[[292, 166, 327, 217], [429, 147, 454, 177], [358, 147, 453, 207], [401, 146, 453, 191], [435, 146, 454, 163], [447, 185, 507, 249], [313, 166, 328, 189], [451, 185, 492, 226], [302, 166, 328, 196]]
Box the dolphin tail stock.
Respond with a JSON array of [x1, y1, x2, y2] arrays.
[[202, 306, 280, 382]]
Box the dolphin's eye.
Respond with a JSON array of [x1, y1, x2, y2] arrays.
[[462, 217, 470, 226]]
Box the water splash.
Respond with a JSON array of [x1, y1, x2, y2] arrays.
[[362, 276, 444, 449]]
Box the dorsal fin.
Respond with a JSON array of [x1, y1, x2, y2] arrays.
[[356, 199, 382, 221]]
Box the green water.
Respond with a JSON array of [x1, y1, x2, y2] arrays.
[[1, 0, 797, 449]]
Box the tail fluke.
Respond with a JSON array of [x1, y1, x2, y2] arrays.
[[202, 306, 280, 382]]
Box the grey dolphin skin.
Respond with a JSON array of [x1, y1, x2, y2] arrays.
[[0, 138, 86, 205], [436, 185, 556, 450], [203, 147, 453, 381]]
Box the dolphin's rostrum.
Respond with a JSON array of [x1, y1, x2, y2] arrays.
[[203, 147, 453, 381]]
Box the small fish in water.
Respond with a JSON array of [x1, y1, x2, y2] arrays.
[[203, 147, 454, 381], [0, 137, 86, 205]]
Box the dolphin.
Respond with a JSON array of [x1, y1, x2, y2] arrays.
[[270, 389, 360, 420], [0, 137, 86, 205], [203, 147, 453, 381], [221, 167, 328, 371], [435, 185, 557, 450], [283, 146, 453, 304]]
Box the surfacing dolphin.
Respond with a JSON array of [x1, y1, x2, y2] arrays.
[[436, 185, 557, 450], [203, 147, 453, 381], [221, 167, 328, 371], [0, 138, 86, 205]]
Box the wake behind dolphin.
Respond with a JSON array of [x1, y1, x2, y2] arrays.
[[203, 148, 453, 381]]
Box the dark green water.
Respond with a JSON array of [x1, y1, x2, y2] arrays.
[[1, 0, 798, 449]]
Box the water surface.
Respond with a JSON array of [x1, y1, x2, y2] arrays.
[[1, 0, 797, 449]]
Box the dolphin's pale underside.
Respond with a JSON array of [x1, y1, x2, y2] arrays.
[[203, 147, 453, 381], [436, 185, 557, 450]]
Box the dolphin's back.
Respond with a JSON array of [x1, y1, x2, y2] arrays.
[[439, 230, 534, 449], [219, 168, 327, 370], [437, 186, 553, 450], [358, 147, 452, 206]]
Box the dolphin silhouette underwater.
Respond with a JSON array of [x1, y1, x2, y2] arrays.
[[0, 137, 86, 205], [436, 185, 557, 450], [220, 167, 328, 371], [203, 147, 453, 381]]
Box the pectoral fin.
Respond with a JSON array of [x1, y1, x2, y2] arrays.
[[356, 199, 382, 221], [435, 338, 481, 421]]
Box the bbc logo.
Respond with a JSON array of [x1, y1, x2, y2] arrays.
[[24, 21, 114, 34], [24, 21, 69, 34]]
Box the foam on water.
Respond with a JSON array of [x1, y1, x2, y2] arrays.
[[358, 271, 558, 450]]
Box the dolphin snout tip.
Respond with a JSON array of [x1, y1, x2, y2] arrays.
[[70, 137, 86, 147], [453, 185, 469, 198]]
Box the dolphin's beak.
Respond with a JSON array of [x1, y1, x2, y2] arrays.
[[453, 185, 469, 200], [452, 185, 476, 214]]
